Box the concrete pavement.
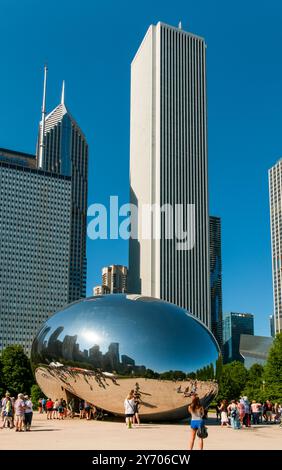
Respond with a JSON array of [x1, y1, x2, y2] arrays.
[[0, 413, 281, 450]]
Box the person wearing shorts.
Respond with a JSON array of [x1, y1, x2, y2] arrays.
[[188, 395, 205, 450], [124, 390, 136, 429], [14, 394, 25, 432]]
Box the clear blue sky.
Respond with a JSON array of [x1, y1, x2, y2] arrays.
[[0, 0, 280, 336]]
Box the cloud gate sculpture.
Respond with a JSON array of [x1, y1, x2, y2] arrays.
[[31, 295, 220, 420]]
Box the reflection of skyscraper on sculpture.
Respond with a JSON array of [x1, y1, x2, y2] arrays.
[[121, 355, 135, 367], [103, 343, 120, 370], [48, 327, 64, 357], [62, 335, 78, 360], [89, 345, 103, 367]]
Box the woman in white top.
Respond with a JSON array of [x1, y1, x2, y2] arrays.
[[188, 395, 205, 450], [24, 395, 33, 431], [124, 390, 136, 429]]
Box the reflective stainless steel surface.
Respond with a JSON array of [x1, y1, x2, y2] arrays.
[[31, 295, 219, 420]]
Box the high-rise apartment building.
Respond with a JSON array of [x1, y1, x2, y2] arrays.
[[269, 160, 282, 334], [102, 265, 128, 293], [93, 265, 128, 295], [129, 22, 210, 327], [93, 285, 110, 296], [210, 216, 222, 349], [0, 153, 71, 353], [37, 83, 88, 302], [222, 312, 254, 363]]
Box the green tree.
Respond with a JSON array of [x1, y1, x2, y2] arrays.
[[264, 333, 282, 401], [186, 372, 196, 380], [1, 345, 34, 396], [144, 369, 159, 379], [159, 370, 186, 380], [217, 361, 248, 402], [215, 355, 223, 381], [30, 384, 45, 409], [0, 357, 6, 397], [243, 363, 264, 401]]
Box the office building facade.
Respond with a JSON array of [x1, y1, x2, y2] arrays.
[[222, 312, 254, 363], [210, 216, 223, 349], [0, 155, 71, 354], [269, 159, 282, 334], [37, 88, 88, 302], [129, 22, 210, 327]]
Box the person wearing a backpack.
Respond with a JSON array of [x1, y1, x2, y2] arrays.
[[188, 395, 207, 450], [1, 396, 13, 429]]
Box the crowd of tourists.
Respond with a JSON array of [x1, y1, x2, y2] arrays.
[[0, 392, 106, 432], [38, 397, 103, 420], [0, 392, 33, 431], [216, 398, 282, 429]]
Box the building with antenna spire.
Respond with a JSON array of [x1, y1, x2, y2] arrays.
[[36, 75, 88, 302], [38, 64, 47, 169], [0, 68, 88, 354]]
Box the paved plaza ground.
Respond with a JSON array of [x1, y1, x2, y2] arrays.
[[0, 412, 281, 450]]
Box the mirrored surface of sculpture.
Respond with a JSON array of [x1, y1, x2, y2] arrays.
[[31, 295, 220, 420]]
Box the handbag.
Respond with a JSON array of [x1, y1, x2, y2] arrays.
[[197, 424, 208, 439]]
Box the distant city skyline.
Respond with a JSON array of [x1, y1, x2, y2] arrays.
[[0, 0, 280, 336]]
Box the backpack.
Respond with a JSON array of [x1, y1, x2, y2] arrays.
[[197, 424, 208, 439]]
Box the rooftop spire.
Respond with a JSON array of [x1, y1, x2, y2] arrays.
[[38, 64, 48, 169], [61, 80, 65, 105]]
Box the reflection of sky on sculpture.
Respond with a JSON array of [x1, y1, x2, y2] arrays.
[[38, 295, 219, 372]]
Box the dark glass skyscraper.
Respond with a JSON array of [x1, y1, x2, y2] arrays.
[[0, 152, 71, 354], [210, 216, 222, 349], [37, 88, 88, 302], [222, 312, 254, 363]]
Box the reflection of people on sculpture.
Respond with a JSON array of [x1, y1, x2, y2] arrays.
[[188, 395, 205, 450], [124, 390, 136, 429], [133, 383, 141, 425], [68, 398, 75, 418], [84, 400, 91, 420]]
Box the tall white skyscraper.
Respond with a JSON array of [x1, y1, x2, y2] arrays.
[[129, 22, 210, 327], [269, 159, 282, 334], [37, 80, 88, 303]]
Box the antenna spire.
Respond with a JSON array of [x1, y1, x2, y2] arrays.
[[61, 80, 65, 105], [38, 64, 48, 169]]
